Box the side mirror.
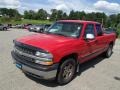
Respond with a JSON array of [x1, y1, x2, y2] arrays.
[[85, 34, 95, 40]]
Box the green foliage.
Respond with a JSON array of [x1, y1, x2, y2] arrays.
[[117, 23, 120, 37], [10, 19, 52, 25], [62, 12, 68, 20], [0, 8, 20, 18], [21, 19, 52, 24], [50, 9, 68, 21], [37, 9, 48, 20], [0, 8, 21, 24], [24, 10, 36, 19], [0, 8, 120, 30], [24, 9, 48, 20], [0, 16, 11, 23], [50, 9, 58, 21], [69, 10, 76, 19]]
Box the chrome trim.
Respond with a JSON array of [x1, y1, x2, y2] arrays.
[[22, 64, 57, 79], [14, 48, 52, 61]]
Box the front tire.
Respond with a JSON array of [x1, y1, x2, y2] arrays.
[[57, 58, 76, 85]]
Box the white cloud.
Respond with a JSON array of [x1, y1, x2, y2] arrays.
[[48, 0, 69, 11], [94, 0, 120, 14], [1, 0, 119, 15], [48, 0, 64, 4], [0, 0, 20, 8], [47, 0, 98, 13], [56, 4, 68, 10]]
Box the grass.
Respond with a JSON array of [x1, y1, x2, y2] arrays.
[[0, 18, 53, 25], [11, 19, 53, 25]]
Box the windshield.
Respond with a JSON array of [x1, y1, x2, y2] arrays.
[[46, 22, 83, 38]]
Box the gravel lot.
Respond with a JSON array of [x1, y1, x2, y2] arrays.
[[0, 29, 120, 90]]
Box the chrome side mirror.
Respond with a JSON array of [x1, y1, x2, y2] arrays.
[[85, 34, 95, 40]]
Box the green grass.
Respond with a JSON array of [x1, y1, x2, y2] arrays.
[[12, 19, 53, 25], [0, 18, 53, 25]]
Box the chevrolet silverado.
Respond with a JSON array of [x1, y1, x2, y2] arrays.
[[11, 20, 116, 85]]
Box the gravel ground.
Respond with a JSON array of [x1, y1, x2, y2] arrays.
[[0, 29, 120, 90]]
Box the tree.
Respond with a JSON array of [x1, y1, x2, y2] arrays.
[[0, 8, 9, 16], [36, 9, 48, 20], [24, 10, 29, 19], [24, 10, 36, 19], [117, 14, 120, 25], [0, 8, 20, 18], [62, 12, 68, 19], [109, 14, 117, 27], [79, 11, 86, 20], [68, 11, 86, 20], [57, 10, 63, 20], [68, 10, 75, 19], [50, 9, 58, 21]]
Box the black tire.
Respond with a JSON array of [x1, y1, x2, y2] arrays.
[[104, 44, 113, 58], [57, 58, 76, 85], [3, 27, 7, 31]]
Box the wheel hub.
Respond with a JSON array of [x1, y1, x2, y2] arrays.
[[63, 63, 73, 79]]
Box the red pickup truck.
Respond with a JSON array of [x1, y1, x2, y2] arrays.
[[12, 20, 116, 85]]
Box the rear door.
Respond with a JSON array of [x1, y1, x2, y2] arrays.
[[95, 24, 107, 51]]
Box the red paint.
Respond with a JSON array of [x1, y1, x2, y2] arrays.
[[16, 20, 116, 64]]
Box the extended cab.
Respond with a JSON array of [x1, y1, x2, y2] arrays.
[[11, 20, 116, 85]]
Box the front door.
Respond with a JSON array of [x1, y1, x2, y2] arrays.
[[80, 24, 98, 63]]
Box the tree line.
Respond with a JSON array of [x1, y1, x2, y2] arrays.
[[0, 8, 120, 28]]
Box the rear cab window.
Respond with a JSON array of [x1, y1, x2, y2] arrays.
[[96, 24, 103, 36]]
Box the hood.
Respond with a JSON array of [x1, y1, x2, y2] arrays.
[[16, 33, 75, 52]]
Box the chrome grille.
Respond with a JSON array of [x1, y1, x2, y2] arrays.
[[15, 45, 34, 55], [14, 45, 35, 63], [15, 52, 35, 63]]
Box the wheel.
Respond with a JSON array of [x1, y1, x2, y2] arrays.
[[3, 27, 7, 31], [104, 45, 113, 58], [57, 58, 76, 85]]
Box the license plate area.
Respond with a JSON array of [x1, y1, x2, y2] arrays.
[[16, 63, 22, 69]]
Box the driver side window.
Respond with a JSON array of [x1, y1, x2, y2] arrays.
[[84, 24, 95, 37]]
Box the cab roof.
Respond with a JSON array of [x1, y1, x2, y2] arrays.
[[58, 20, 100, 24]]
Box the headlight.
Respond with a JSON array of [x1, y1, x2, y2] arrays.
[[35, 51, 53, 65], [35, 51, 53, 59]]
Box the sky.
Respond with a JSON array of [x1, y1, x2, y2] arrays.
[[0, 0, 120, 15]]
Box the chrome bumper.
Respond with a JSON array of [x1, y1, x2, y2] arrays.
[[11, 51, 58, 80], [21, 64, 57, 79]]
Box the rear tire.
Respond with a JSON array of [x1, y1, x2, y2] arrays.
[[57, 58, 76, 85], [104, 45, 113, 58]]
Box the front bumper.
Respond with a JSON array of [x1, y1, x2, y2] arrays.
[[11, 51, 58, 80]]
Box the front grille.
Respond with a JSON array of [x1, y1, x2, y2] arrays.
[[15, 52, 35, 63], [12, 51, 58, 71], [13, 42, 37, 64], [15, 45, 35, 55], [13, 51, 42, 70]]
